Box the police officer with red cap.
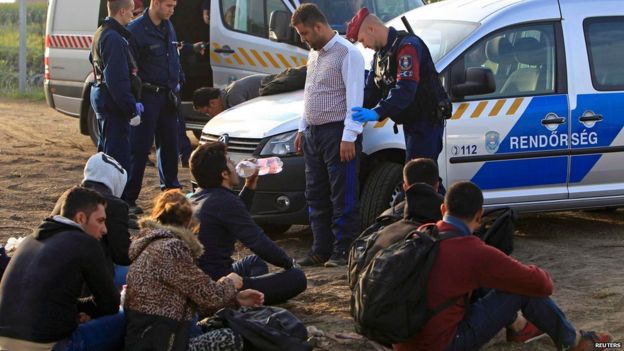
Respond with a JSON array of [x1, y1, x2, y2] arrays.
[[346, 8, 449, 185]]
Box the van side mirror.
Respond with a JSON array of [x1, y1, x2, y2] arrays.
[[451, 67, 496, 98], [269, 10, 293, 43]]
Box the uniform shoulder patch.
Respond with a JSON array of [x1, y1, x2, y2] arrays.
[[399, 54, 413, 71]]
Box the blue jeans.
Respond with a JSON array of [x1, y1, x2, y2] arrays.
[[302, 122, 361, 257], [113, 265, 129, 291], [232, 255, 307, 305], [53, 309, 125, 351], [447, 290, 577, 350]]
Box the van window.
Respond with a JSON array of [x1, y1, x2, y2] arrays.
[[410, 20, 479, 63], [452, 23, 557, 101], [584, 17, 624, 91], [220, 0, 289, 38], [301, 0, 423, 34]]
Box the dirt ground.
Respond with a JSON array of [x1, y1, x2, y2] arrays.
[[0, 98, 623, 350]]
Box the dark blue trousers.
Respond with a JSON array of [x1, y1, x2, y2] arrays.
[[447, 290, 577, 350], [302, 122, 361, 258], [124, 91, 181, 204], [177, 111, 192, 164], [404, 121, 445, 194], [90, 88, 131, 173], [232, 255, 307, 305]]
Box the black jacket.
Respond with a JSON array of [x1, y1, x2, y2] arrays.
[[382, 183, 443, 223], [52, 181, 131, 274], [190, 187, 293, 280], [0, 218, 119, 343]]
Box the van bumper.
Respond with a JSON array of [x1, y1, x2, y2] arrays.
[[247, 155, 309, 225]]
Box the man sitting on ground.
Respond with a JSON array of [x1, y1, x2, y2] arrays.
[[394, 181, 611, 351], [189, 142, 307, 305], [382, 157, 442, 222], [52, 152, 131, 284], [192, 74, 266, 117], [0, 187, 122, 350]]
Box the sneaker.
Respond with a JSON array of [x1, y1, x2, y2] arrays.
[[568, 330, 612, 351], [324, 253, 347, 267], [128, 205, 144, 215], [299, 254, 328, 267], [506, 321, 546, 343]]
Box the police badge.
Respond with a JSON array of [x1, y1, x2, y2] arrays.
[[485, 131, 500, 153], [399, 54, 413, 71]]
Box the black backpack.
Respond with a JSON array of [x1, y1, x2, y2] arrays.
[[201, 306, 312, 351], [474, 207, 517, 255], [349, 223, 463, 345]]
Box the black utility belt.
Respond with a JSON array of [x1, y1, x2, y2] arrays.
[[142, 83, 169, 94]]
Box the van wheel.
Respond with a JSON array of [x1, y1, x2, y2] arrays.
[[360, 162, 403, 229], [259, 223, 292, 236], [87, 106, 100, 146]]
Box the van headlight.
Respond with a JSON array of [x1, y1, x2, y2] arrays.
[[260, 131, 298, 156]]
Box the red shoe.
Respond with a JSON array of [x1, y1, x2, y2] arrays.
[[506, 321, 546, 343], [569, 330, 612, 351]]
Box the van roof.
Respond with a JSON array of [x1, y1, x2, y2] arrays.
[[394, 0, 560, 26]]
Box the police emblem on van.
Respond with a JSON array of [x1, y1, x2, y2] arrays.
[[485, 131, 500, 153]]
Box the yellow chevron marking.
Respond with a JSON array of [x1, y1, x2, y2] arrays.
[[291, 56, 299, 66], [374, 118, 390, 128], [276, 53, 292, 68], [471, 101, 488, 118], [250, 50, 268, 67], [232, 53, 244, 65], [224, 58, 233, 65], [210, 52, 221, 64], [489, 99, 506, 117], [264, 52, 281, 69], [301, 57, 307, 65], [451, 103, 469, 120], [507, 98, 524, 115], [238, 48, 256, 66]]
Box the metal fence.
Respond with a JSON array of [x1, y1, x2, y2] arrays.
[[0, 2, 47, 95]]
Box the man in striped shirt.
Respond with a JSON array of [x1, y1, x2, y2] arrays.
[[291, 4, 365, 267]]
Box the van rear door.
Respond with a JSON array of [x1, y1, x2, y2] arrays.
[[209, 0, 308, 87], [560, 2, 624, 199]]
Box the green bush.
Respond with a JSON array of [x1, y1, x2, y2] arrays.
[[0, 3, 46, 98]]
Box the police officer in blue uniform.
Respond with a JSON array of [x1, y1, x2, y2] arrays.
[[346, 9, 449, 167], [125, 0, 194, 212], [90, 0, 143, 173]]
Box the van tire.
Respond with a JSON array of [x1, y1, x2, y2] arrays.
[[360, 162, 403, 229], [87, 106, 99, 146]]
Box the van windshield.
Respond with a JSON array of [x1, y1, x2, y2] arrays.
[[409, 20, 480, 63], [301, 0, 424, 34]]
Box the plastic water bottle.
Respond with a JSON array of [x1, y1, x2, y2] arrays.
[[236, 157, 283, 178]]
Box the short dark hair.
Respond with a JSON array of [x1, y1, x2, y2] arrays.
[[59, 186, 107, 220], [444, 181, 483, 220], [403, 158, 439, 187], [291, 3, 328, 27], [108, 0, 133, 16], [193, 87, 221, 109], [189, 142, 230, 188]]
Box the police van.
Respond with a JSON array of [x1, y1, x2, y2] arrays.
[[201, 0, 624, 232], [43, 0, 424, 144]]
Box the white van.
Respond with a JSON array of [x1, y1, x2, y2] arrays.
[[43, 0, 424, 144], [201, 0, 624, 232]]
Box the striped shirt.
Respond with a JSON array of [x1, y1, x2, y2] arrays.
[[299, 33, 365, 142]]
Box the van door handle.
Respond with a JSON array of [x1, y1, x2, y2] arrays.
[[214, 45, 235, 54], [579, 114, 603, 122], [541, 117, 566, 125]]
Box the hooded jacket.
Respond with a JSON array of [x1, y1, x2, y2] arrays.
[[0, 217, 119, 343], [124, 220, 239, 350]]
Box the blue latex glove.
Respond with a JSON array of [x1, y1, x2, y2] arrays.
[[174, 83, 181, 93], [135, 102, 144, 115], [351, 107, 379, 122]]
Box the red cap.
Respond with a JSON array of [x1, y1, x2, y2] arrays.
[[346, 8, 370, 43], [133, 0, 144, 11]]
